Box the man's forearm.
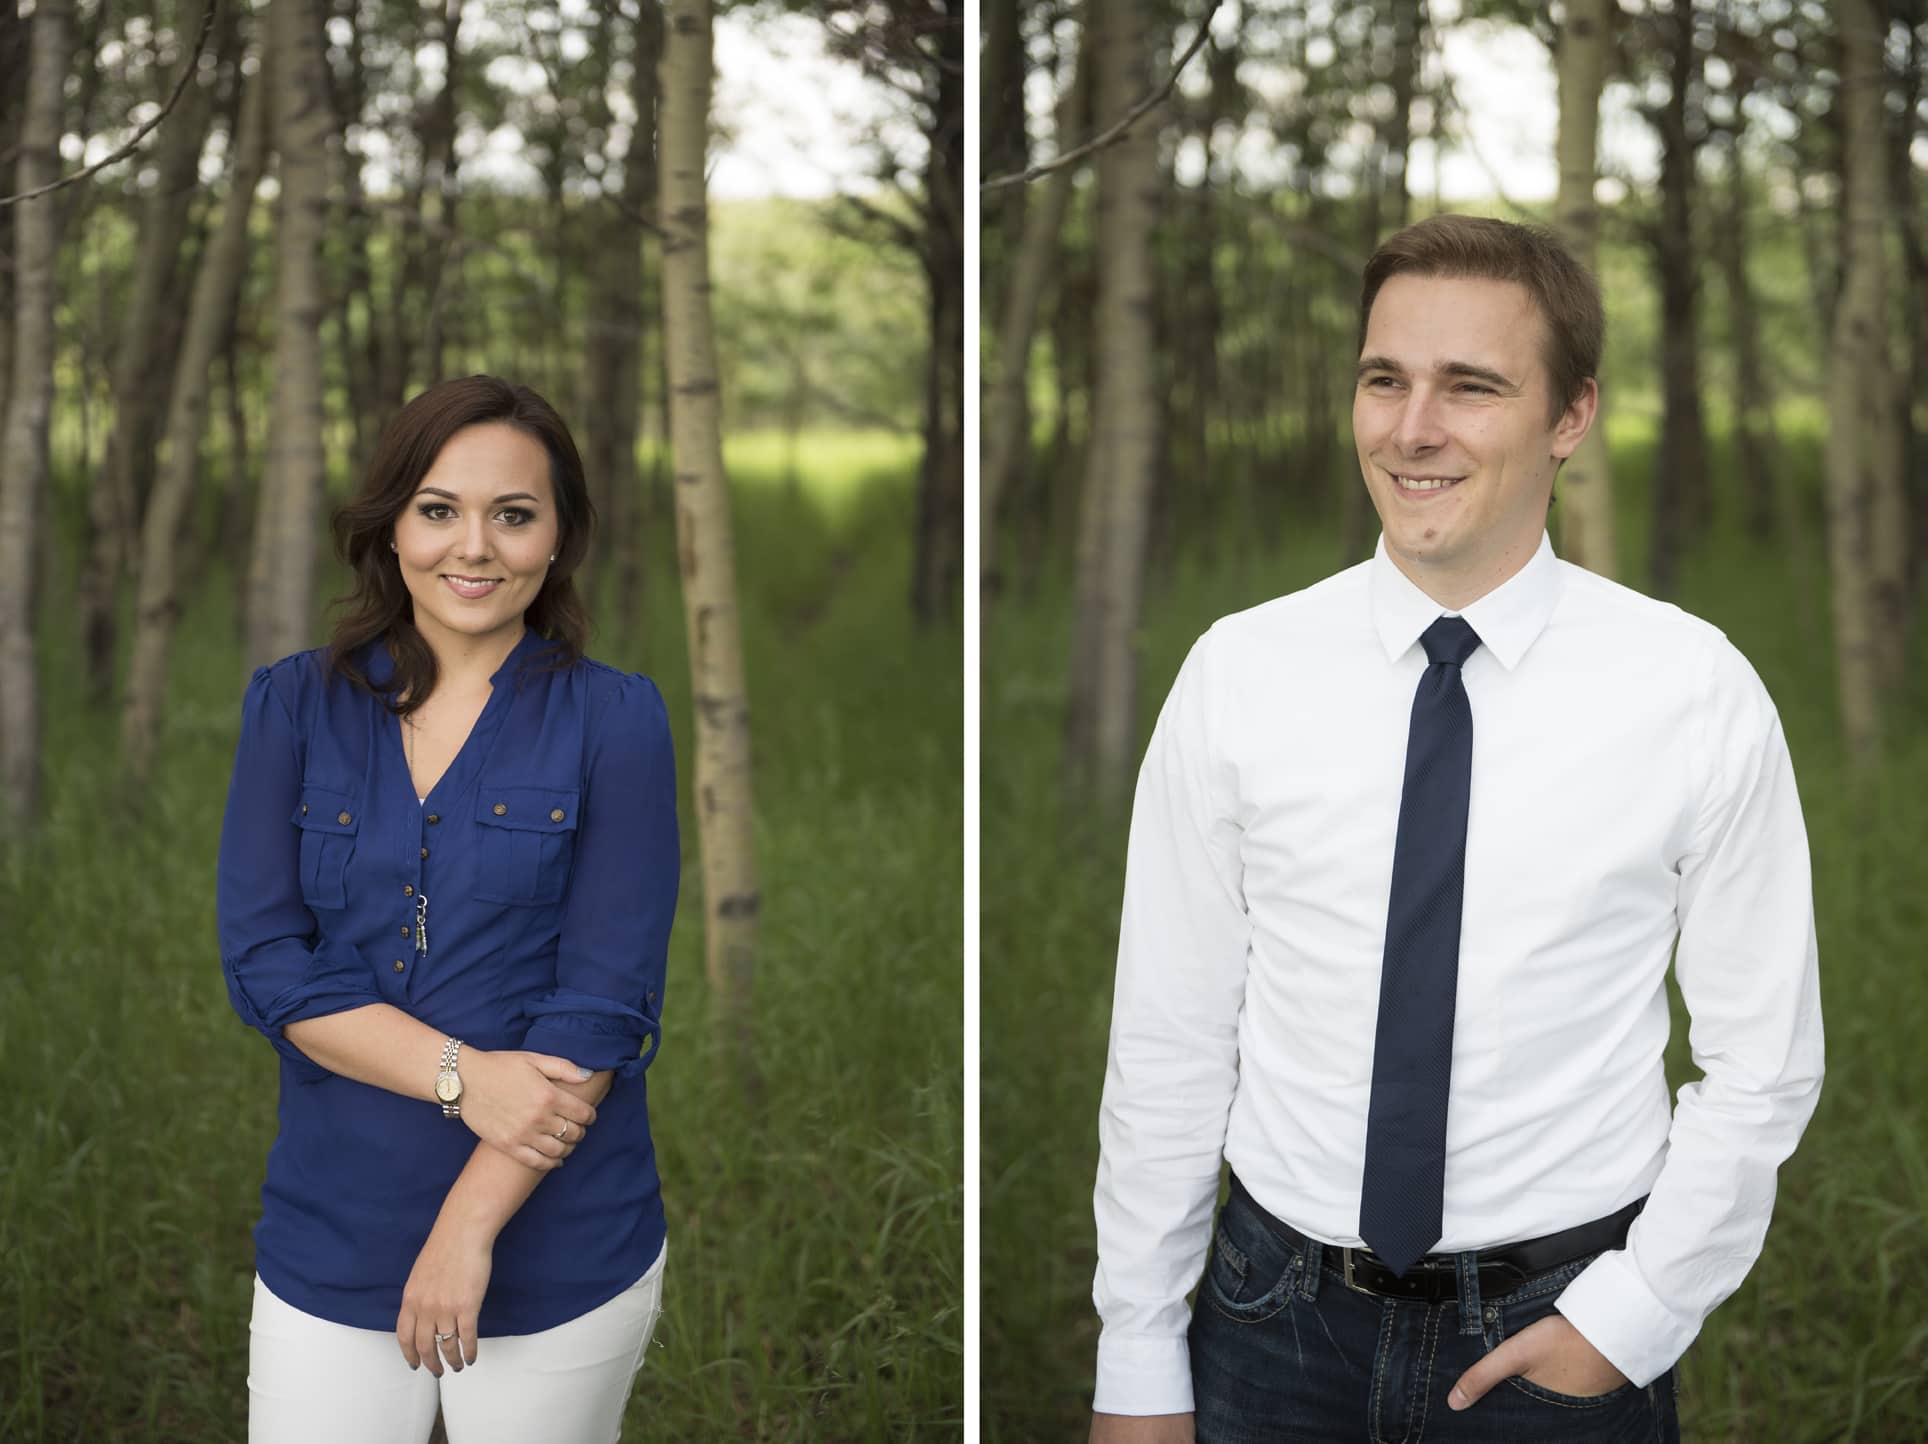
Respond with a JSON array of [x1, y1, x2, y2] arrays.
[[436, 1070, 615, 1238]]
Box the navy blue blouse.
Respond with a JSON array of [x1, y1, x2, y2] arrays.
[[216, 627, 678, 1334]]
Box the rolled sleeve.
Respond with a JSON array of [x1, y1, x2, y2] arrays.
[[519, 673, 679, 1080], [217, 665, 382, 1082], [1556, 638, 1824, 1385]]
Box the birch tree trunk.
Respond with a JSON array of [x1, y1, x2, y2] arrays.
[[1064, 0, 1162, 804], [1713, 120, 1778, 541], [660, 0, 759, 1049], [1384, 0, 1421, 233], [583, 0, 662, 634], [332, 0, 379, 462], [1825, 0, 1897, 767], [78, 1, 221, 704], [1551, 0, 1617, 578], [123, 60, 273, 783], [248, 0, 333, 670], [0, 2, 29, 433], [982, 48, 1086, 602], [0, 0, 72, 825], [417, 0, 462, 382], [910, 0, 965, 624], [1712, 119, 1820, 650], [1645, 1, 1708, 599], [1888, 14, 1925, 631]]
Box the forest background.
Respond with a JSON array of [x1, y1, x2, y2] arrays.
[[980, 0, 1927, 1440], [0, 0, 963, 1439]]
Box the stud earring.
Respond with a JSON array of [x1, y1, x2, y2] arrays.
[[548, 554, 556, 563], [389, 540, 398, 552]]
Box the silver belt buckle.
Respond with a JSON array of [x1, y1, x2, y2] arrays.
[[1342, 1247, 1370, 1295]]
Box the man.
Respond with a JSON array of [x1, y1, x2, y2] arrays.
[[1089, 215, 1823, 1442]]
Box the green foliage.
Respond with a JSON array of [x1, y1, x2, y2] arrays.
[[981, 422, 1928, 1441], [0, 436, 961, 1442], [709, 198, 925, 435], [49, 183, 922, 494]]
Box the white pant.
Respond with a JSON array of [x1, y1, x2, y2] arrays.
[[248, 1243, 666, 1444]]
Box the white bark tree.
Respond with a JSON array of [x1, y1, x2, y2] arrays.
[[247, 0, 333, 670], [1826, 0, 1908, 765], [123, 59, 274, 782], [1551, 0, 1618, 578], [1065, 0, 1163, 805], [661, 0, 760, 1051], [0, 0, 74, 824]]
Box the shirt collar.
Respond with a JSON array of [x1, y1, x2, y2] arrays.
[[1368, 532, 1563, 671], [489, 625, 550, 686], [358, 624, 550, 690]]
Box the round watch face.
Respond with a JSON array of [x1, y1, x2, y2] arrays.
[[435, 1072, 461, 1102]]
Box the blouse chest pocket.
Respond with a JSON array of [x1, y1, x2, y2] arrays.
[[293, 784, 361, 911], [474, 785, 581, 906]]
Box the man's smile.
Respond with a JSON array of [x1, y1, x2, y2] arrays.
[[1389, 472, 1466, 495]]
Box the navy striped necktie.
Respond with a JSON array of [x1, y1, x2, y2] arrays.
[[1359, 614, 1483, 1277]]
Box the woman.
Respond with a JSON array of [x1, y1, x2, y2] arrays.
[[217, 376, 679, 1443]]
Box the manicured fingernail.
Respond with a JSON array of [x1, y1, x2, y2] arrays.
[[1448, 1388, 1467, 1410], [577, 1066, 592, 1079]]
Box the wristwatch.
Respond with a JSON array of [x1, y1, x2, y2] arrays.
[[435, 1037, 464, 1117]]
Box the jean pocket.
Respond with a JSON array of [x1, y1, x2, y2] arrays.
[[293, 784, 360, 910], [473, 784, 581, 905], [1504, 1373, 1638, 1407], [1490, 1258, 1636, 1407], [1202, 1196, 1303, 1324]]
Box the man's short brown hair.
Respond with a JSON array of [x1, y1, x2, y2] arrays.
[[1358, 215, 1604, 426]]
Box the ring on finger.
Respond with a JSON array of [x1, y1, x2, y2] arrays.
[[555, 1122, 570, 1142]]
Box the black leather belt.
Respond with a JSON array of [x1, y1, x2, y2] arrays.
[[1227, 1172, 1646, 1303]]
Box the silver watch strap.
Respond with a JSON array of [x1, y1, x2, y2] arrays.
[[439, 1037, 463, 1117]]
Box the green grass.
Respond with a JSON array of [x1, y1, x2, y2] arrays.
[[0, 434, 962, 1442], [982, 420, 1928, 1441]]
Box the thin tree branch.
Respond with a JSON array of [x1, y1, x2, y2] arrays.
[[0, 0, 220, 209], [801, 377, 916, 435], [606, 192, 665, 237], [1278, 220, 1363, 276], [981, 0, 1223, 195], [830, 190, 925, 257]]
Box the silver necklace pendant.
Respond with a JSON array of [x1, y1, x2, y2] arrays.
[[416, 892, 429, 956]]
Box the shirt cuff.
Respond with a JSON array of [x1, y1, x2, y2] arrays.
[[520, 991, 659, 1080], [225, 941, 383, 1083], [1553, 1247, 1697, 1388], [1092, 1331, 1195, 1416]]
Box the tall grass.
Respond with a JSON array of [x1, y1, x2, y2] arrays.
[[982, 421, 1928, 1441], [0, 432, 962, 1442]]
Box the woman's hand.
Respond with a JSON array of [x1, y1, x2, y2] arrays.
[[457, 1049, 600, 1171], [396, 1221, 493, 1375]]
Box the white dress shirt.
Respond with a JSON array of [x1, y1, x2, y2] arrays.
[[1092, 533, 1824, 1415]]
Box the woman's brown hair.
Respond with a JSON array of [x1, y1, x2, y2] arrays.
[[324, 375, 598, 715]]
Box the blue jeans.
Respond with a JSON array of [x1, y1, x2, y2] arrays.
[[1189, 1183, 1680, 1442]]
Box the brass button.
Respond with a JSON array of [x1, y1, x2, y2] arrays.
[[393, 960, 406, 973], [300, 803, 308, 815], [401, 926, 411, 939], [493, 803, 507, 816], [421, 847, 429, 860], [426, 813, 440, 824], [404, 885, 414, 896], [550, 808, 565, 823], [337, 810, 352, 825]]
